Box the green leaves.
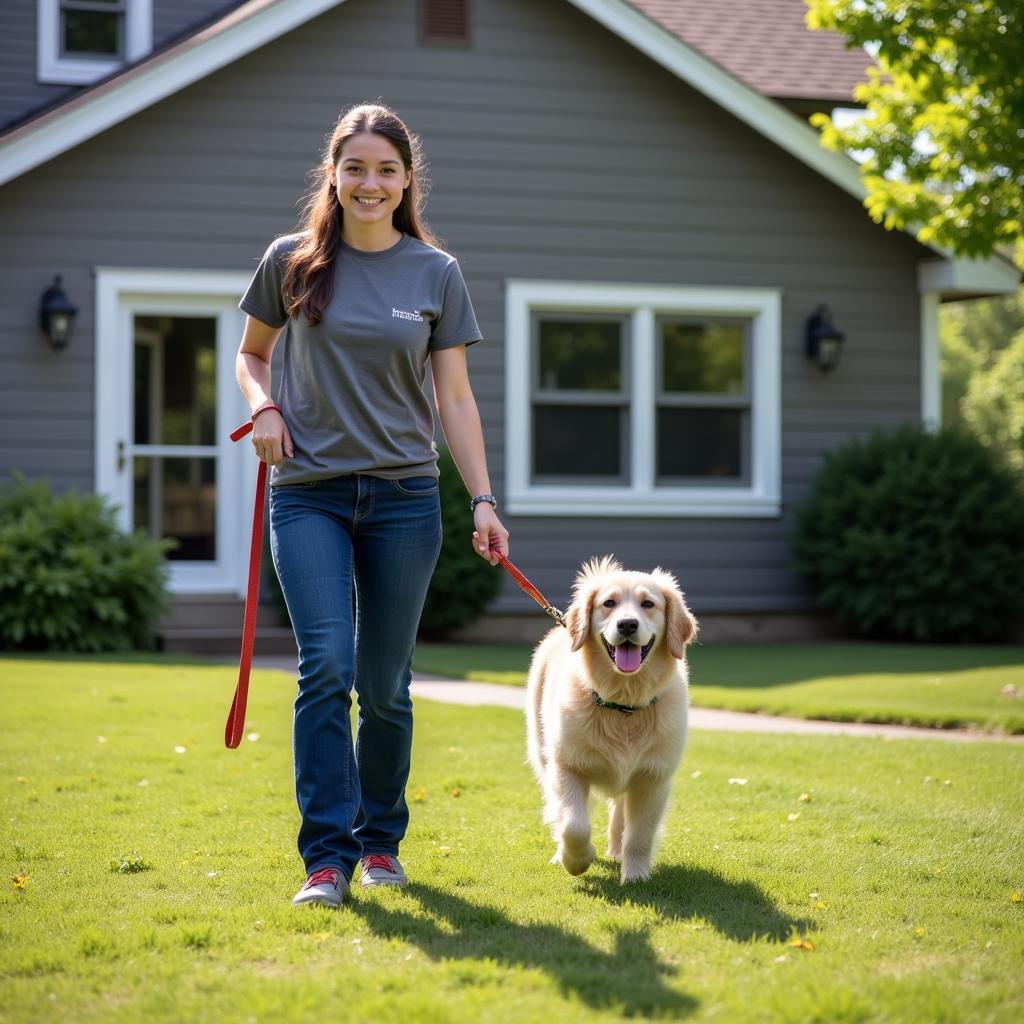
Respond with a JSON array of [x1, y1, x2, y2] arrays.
[[0, 472, 171, 652], [792, 426, 1024, 641], [807, 0, 1024, 257]]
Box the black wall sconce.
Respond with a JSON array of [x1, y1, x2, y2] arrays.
[[39, 275, 78, 350], [805, 304, 845, 373]]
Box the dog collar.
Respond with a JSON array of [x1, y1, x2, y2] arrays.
[[592, 692, 659, 715]]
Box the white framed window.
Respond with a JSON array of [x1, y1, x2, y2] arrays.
[[505, 281, 782, 517], [37, 0, 152, 85], [95, 268, 253, 595]]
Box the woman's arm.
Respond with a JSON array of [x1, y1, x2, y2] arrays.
[[431, 344, 509, 564], [236, 315, 292, 465]]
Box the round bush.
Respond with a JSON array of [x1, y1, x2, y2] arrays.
[[419, 448, 504, 639], [0, 473, 172, 651], [792, 426, 1024, 642]]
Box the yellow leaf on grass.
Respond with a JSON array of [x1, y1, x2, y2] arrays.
[[1010, 890, 1022, 904], [799, 793, 812, 803], [450, 788, 461, 798], [12, 873, 30, 889], [789, 937, 814, 951], [913, 927, 925, 940], [815, 901, 827, 910], [413, 788, 426, 802]]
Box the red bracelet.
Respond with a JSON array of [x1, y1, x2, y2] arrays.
[[251, 402, 282, 421]]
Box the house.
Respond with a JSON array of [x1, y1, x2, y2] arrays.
[[1, 0, 1018, 651]]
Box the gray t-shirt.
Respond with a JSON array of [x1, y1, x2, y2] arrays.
[[239, 231, 482, 486]]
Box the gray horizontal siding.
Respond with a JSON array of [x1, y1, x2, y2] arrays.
[[0, 2, 76, 130], [0, 0, 933, 612], [0, 1, 244, 131]]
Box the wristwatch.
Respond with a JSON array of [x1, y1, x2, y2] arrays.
[[469, 494, 497, 512]]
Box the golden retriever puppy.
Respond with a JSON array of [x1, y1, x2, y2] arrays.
[[526, 556, 697, 883]]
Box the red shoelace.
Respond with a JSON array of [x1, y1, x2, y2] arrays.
[[304, 867, 340, 889], [362, 854, 397, 873]]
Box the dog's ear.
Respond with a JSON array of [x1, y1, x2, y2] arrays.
[[566, 583, 596, 652], [655, 570, 698, 659]]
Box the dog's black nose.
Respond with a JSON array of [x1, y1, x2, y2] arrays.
[[617, 618, 639, 637]]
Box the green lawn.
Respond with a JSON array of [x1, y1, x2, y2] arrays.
[[2, 656, 1023, 1023], [413, 642, 1024, 734]]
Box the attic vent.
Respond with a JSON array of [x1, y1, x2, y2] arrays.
[[421, 0, 471, 45]]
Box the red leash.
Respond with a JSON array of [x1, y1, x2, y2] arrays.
[[223, 436, 563, 748], [225, 419, 267, 749], [493, 548, 566, 629]]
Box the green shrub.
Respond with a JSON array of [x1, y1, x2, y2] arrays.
[[419, 449, 504, 639], [0, 473, 171, 652], [792, 426, 1024, 642]]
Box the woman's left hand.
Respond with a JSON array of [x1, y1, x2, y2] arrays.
[[472, 504, 509, 565]]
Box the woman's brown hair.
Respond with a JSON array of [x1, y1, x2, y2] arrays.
[[283, 102, 441, 325]]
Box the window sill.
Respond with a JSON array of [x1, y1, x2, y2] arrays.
[[507, 486, 781, 518], [38, 55, 124, 85]]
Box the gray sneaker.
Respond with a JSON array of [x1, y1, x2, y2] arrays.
[[292, 867, 348, 908], [359, 854, 407, 888]]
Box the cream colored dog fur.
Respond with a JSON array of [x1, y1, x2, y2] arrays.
[[526, 556, 697, 883]]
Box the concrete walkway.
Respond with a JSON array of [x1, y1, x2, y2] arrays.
[[252, 657, 1021, 744]]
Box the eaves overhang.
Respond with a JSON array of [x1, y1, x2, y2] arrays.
[[0, 0, 1018, 298]]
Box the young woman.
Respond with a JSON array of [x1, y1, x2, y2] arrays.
[[235, 102, 509, 908]]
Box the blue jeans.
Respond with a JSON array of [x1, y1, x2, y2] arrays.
[[269, 473, 442, 881]]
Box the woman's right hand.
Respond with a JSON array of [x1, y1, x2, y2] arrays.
[[251, 409, 294, 465]]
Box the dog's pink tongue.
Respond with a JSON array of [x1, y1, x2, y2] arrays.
[[614, 643, 642, 673]]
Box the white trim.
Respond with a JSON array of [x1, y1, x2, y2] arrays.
[[37, 0, 152, 86], [565, 0, 868, 201], [94, 268, 253, 596], [505, 280, 782, 518], [7, 0, 346, 186], [920, 292, 941, 432], [918, 255, 1020, 298], [6, 0, 1018, 296]]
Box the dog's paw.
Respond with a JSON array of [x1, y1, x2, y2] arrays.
[[556, 841, 596, 876], [606, 841, 622, 861], [620, 859, 653, 884]]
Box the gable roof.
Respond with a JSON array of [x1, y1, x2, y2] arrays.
[[628, 0, 873, 101], [0, 0, 1016, 295]]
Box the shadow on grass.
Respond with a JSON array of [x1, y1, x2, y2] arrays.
[[577, 861, 812, 943], [350, 880, 696, 1018], [350, 866, 806, 1018]]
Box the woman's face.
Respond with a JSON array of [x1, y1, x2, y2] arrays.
[[333, 132, 411, 228]]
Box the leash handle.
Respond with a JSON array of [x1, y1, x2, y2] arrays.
[[225, 419, 266, 749], [492, 546, 566, 628]]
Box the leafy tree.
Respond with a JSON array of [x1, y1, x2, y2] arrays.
[[807, 0, 1024, 258], [961, 330, 1024, 471]]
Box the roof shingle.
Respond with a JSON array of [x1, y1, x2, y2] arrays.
[[625, 0, 874, 101]]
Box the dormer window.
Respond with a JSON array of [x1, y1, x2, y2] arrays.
[[38, 0, 152, 85], [62, 1, 125, 59]]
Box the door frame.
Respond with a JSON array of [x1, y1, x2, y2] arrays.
[[94, 268, 255, 596]]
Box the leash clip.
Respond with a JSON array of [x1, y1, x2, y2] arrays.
[[544, 605, 567, 628]]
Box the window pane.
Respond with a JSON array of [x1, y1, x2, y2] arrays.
[[134, 316, 217, 446], [538, 319, 622, 392], [63, 11, 121, 56], [533, 405, 626, 479], [661, 321, 744, 394], [657, 408, 744, 480], [133, 457, 217, 561]]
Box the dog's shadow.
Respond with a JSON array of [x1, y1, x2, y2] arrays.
[[350, 880, 698, 1019], [349, 867, 807, 1018], [577, 859, 813, 943]]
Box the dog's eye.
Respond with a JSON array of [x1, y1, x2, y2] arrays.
[[641, 600, 655, 608], [602, 599, 616, 608]]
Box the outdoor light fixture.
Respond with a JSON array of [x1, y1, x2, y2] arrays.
[[39, 275, 78, 350], [805, 304, 845, 372]]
